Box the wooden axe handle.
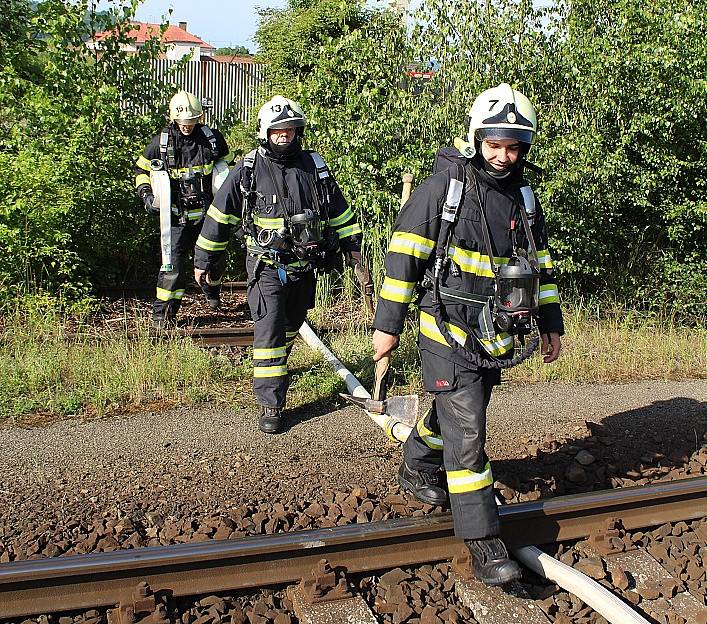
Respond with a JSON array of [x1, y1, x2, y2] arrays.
[[400, 173, 414, 209], [373, 354, 390, 402]]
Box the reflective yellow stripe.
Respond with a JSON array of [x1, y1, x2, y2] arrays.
[[253, 346, 288, 360], [196, 234, 228, 252], [136, 155, 152, 171], [539, 283, 559, 304], [389, 232, 435, 259], [135, 173, 151, 187], [447, 462, 493, 493], [186, 210, 203, 220], [536, 248, 554, 269], [336, 223, 362, 239], [479, 332, 513, 356], [380, 276, 416, 304], [328, 207, 355, 227], [168, 162, 214, 178], [419, 311, 467, 347], [156, 287, 185, 301], [253, 365, 288, 378], [253, 215, 285, 229], [207, 204, 241, 226], [417, 417, 443, 450], [419, 311, 512, 357], [448, 246, 505, 278], [223, 150, 235, 164]]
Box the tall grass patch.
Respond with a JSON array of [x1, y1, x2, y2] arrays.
[[0, 306, 249, 421]]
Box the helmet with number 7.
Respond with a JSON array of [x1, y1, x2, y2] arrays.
[[463, 83, 537, 157], [256, 95, 306, 145]]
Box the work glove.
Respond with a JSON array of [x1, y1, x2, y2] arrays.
[[143, 192, 159, 217], [345, 250, 374, 313]]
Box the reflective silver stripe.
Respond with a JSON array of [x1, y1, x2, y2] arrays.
[[442, 177, 464, 222], [309, 151, 330, 179]]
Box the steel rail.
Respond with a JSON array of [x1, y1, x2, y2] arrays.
[[0, 476, 704, 619], [64, 326, 255, 347]]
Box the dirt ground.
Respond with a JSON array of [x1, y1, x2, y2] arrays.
[[1, 379, 704, 512]]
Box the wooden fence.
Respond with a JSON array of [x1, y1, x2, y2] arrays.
[[146, 59, 267, 126]]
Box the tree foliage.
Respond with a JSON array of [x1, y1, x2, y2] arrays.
[[214, 45, 252, 57], [0, 0, 177, 303], [255, 0, 707, 318]]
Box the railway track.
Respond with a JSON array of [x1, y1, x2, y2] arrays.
[[97, 281, 248, 299], [1, 476, 704, 622]]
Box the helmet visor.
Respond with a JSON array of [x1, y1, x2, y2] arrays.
[[269, 118, 306, 131], [478, 127, 534, 145]]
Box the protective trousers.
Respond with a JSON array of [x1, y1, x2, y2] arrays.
[[246, 259, 316, 408], [153, 218, 224, 322], [403, 349, 501, 540]]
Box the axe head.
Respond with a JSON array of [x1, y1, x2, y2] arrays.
[[339, 393, 419, 426], [384, 395, 419, 426]]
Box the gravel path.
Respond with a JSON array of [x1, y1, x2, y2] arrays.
[[1, 380, 704, 515], [0, 379, 704, 622]]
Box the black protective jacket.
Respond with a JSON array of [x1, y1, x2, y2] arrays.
[[194, 145, 361, 272], [374, 151, 563, 366], [135, 123, 234, 220]]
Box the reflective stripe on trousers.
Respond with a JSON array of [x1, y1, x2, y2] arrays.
[[247, 260, 316, 408], [403, 349, 501, 540], [154, 219, 224, 321]]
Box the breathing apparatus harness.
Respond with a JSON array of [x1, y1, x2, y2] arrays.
[[424, 161, 541, 369], [239, 148, 340, 277], [156, 125, 218, 224]]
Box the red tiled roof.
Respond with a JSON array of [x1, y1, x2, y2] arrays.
[[210, 55, 256, 64], [92, 22, 214, 49]]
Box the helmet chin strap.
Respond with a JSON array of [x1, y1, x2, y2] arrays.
[[476, 141, 531, 179]]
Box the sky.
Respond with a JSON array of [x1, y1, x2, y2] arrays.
[[106, 0, 290, 51], [98, 0, 406, 52]]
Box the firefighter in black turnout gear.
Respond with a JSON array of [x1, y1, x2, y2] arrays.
[[194, 95, 363, 434], [372, 84, 564, 586], [135, 90, 235, 327]]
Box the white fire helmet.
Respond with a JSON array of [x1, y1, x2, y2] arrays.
[[256, 95, 306, 142], [169, 90, 203, 124], [464, 83, 537, 156]]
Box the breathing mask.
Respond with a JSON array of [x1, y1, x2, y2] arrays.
[[289, 210, 323, 259], [492, 255, 539, 334]]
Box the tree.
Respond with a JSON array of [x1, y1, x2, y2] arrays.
[[214, 45, 251, 57], [537, 0, 707, 316], [0, 0, 175, 303]]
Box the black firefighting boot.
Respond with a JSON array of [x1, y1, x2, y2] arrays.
[[465, 537, 522, 586], [151, 314, 176, 332], [398, 462, 448, 506], [258, 406, 283, 434], [206, 295, 221, 311]]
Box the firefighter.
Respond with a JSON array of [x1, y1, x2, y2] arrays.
[[135, 90, 235, 327], [193, 95, 364, 434], [372, 84, 563, 586]]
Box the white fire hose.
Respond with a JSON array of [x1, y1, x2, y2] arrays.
[[298, 320, 649, 624], [297, 322, 413, 442]]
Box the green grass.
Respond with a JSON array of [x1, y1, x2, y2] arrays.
[[0, 300, 704, 422], [0, 305, 250, 422]]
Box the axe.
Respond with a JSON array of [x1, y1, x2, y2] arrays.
[[340, 354, 418, 426]]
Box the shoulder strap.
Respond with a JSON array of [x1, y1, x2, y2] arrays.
[[431, 161, 466, 299], [308, 151, 330, 181], [519, 185, 536, 226], [240, 148, 258, 193], [200, 125, 218, 153], [159, 129, 175, 170]]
